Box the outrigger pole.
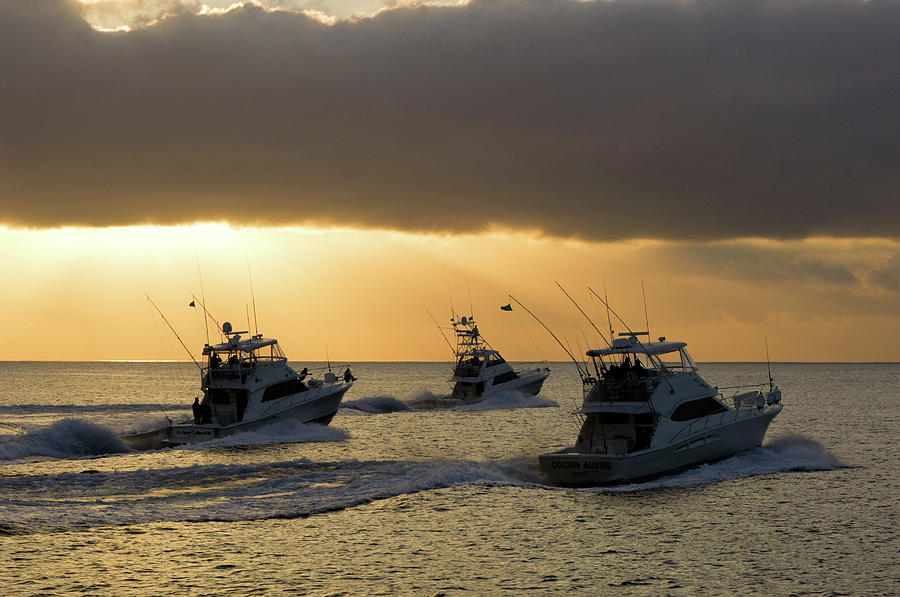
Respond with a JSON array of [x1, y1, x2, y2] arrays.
[[190, 293, 223, 335], [508, 294, 587, 380], [555, 281, 612, 349], [146, 294, 202, 371]]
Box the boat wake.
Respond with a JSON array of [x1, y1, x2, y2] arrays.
[[404, 389, 557, 411], [456, 390, 557, 411], [599, 434, 844, 493], [180, 419, 348, 449], [0, 456, 541, 533], [0, 418, 131, 462], [341, 396, 413, 414]]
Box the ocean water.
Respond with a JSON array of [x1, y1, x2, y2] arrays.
[[0, 361, 896, 595]]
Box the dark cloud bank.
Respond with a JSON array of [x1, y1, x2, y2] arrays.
[[1, 0, 898, 240]]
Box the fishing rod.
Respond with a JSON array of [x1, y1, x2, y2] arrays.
[[555, 281, 612, 348], [190, 292, 223, 335], [765, 337, 774, 391], [508, 294, 587, 380], [641, 280, 651, 348], [588, 286, 675, 393], [146, 294, 202, 371], [426, 307, 456, 356], [587, 286, 643, 343]]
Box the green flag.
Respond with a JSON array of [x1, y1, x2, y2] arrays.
[[189, 300, 196, 307], [500, 303, 512, 311]]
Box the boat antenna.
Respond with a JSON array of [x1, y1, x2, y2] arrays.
[[146, 294, 202, 371], [246, 304, 252, 337], [555, 281, 611, 348], [197, 257, 210, 346], [765, 337, 774, 391], [325, 341, 332, 372], [641, 279, 651, 347], [508, 294, 587, 380], [426, 308, 455, 356], [247, 255, 259, 336], [467, 281, 474, 319]]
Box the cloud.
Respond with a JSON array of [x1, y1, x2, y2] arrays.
[[1, 0, 898, 240]]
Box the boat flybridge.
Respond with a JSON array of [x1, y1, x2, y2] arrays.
[[539, 331, 782, 486], [123, 321, 353, 447], [437, 315, 550, 407]]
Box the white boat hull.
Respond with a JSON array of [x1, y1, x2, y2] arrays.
[[442, 368, 550, 407], [540, 406, 781, 487], [166, 383, 350, 445], [123, 384, 351, 449]]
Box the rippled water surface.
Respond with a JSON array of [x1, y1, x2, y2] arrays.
[[0, 362, 897, 595]]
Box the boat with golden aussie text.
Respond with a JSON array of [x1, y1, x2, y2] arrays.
[[539, 331, 782, 486]]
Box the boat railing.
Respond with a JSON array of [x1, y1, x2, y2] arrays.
[[205, 355, 288, 381], [717, 384, 770, 410], [668, 388, 777, 444]]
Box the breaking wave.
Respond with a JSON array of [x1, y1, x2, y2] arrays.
[[341, 396, 413, 414], [0, 419, 131, 461], [458, 390, 558, 410], [182, 419, 348, 449], [599, 434, 845, 493], [404, 389, 557, 411]]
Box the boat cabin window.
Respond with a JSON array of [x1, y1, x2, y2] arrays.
[[261, 378, 309, 403], [671, 397, 726, 421], [486, 354, 506, 368], [657, 347, 698, 373], [492, 370, 519, 385]]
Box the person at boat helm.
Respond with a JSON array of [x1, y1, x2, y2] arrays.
[[632, 357, 646, 376], [621, 356, 633, 374], [210, 353, 222, 368]]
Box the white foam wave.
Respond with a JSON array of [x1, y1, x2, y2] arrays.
[[600, 434, 844, 493], [180, 419, 348, 449], [341, 396, 413, 414], [0, 418, 131, 461], [457, 390, 558, 411]]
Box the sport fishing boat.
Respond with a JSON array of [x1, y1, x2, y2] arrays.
[[539, 332, 782, 486], [123, 321, 353, 447], [436, 315, 550, 407]]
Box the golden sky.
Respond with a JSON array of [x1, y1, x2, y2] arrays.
[[3, 224, 900, 362], [2, 1, 899, 362]]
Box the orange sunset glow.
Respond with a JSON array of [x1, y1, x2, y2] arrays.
[[3, 224, 900, 362]]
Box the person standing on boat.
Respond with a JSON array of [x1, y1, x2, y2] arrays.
[[192, 396, 201, 424]]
